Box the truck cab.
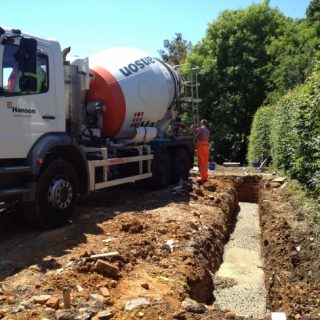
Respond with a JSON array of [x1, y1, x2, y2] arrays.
[[0, 28, 65, 158], [0, 28, 89, 228]]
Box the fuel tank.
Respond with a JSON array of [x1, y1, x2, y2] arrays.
[[86, 47, 180, 139]]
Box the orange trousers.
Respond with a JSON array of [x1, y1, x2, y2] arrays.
[[196, 141, 209, 180]]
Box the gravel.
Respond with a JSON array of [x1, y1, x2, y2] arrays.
[[213, 202, 267, 319]]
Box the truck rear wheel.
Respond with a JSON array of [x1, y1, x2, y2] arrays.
[[24, 160, 78, 229], [149, 150, 172, 189], [172, 148, 192, 183]]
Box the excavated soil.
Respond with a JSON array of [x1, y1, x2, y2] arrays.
[[260, 184, 320, 319], [0, 173, 319, 320]]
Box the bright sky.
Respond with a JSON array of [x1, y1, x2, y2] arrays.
[[1, 0, 311, 58]]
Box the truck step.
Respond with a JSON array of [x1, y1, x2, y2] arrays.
[[0, 166, 31, 174], [0, 187, 30, 198]]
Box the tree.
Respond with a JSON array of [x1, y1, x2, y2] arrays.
[[185, 2, 287, 163], [307, 0, 320, 23], [158, 33, 192, 66], [184, 1, 320, 163], [266, 19, 320, 103]]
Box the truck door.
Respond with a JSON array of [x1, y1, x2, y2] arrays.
[[0, 43, 57, 159]]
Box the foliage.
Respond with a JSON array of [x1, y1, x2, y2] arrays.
[[159, 2, 320, 174], [158, 33, 192, 66], [266, 19, 320, 103], [247, 105, 273, 163], [307, 0, 320, 24], [270, 64, 320, 193], [184, 1, 287, 163]]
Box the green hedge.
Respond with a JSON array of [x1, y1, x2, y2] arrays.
[[270, 90, 300, 171], [247, 105, 273, 164], [248, 63, 320, 193], [271, 65, 320, 192]]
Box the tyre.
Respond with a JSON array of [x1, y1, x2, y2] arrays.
[[23, 160, 78, 229], [148, 150, 173, 189], [171, 148, 192, 183]]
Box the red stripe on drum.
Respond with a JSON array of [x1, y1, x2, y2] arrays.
[[86, 66, 126, 138]]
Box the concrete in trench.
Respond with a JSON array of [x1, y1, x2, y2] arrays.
[[213, 202, 267, 319]]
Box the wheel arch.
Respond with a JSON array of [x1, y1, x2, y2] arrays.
[[27, 133, 89, 198]]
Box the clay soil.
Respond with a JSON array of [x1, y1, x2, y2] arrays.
[[0, 174, 319, 320], [260, 182, 320, 319]]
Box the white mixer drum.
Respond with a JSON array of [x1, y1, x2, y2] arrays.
[[86, 47, 178, 139]]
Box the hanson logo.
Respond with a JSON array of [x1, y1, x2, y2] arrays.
[[6, 102, 36, 115], [12, 107, 36, 114]]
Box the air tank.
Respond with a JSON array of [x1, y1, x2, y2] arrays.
[[86, 47, 181, 139]]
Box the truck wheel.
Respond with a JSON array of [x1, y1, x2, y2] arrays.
[[24, 160, 78, 229], [149, 150, 172, 189], [172, 148, 192, 183]]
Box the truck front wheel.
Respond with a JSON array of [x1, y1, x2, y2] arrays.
[[24, 160, 78, 229]]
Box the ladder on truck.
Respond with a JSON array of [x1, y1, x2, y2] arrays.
[[175, 65, 201, 128]]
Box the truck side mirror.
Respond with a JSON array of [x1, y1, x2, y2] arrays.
[[15, 37, 37, 74]]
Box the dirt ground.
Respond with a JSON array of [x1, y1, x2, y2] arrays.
[[0, 171, 319, 320]]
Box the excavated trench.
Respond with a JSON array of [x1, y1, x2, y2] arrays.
[[213, 201, 266, 318], [189, 175, 269, 319], [214, 176, 267, 318]]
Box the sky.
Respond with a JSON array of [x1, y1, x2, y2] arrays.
[[0, 0, 312, 58]]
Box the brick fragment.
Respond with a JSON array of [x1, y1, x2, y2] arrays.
[[95, 260, 119, 278], [46, 297, 60, 309], [99, 287, 110, 297]]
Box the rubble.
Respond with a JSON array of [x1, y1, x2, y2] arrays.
[[86, 251, 121, 261], [140, 282, 150, 290], [90, 294, 105, 303], [46, 297, 60, 309], [95, 260, 120, 278], [99, 287, 110, 297], [55, 309, 78, 320], [124, 297, 150, 311], [181, 297, 206, 314], [32, 295, 52, 304], [6, 296, 15, 305], [93, 310, 114, 319]]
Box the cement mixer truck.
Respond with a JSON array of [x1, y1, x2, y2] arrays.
[[0, 27, 194, 228]]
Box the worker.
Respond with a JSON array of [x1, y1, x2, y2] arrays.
[[181, 119, 210, 182], [27, 63, 46, 93], [8, 59, 46, 94], [195, 119, 210, 182]]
